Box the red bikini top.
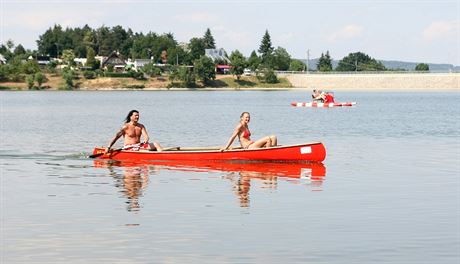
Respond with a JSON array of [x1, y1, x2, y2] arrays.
[[242, 127, 251, 139]]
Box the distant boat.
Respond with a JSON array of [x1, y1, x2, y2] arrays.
[[291, 102, 357, 107]]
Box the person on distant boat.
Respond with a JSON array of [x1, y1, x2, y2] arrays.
[[105, 110, 163, 153], [220, 112, 277, 151], [311, 89, 325, 102]]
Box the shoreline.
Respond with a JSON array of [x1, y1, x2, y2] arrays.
[[2, 73, 459, 92]]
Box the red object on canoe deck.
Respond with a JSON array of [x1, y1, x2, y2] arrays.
[[91, 142, 326, 162]]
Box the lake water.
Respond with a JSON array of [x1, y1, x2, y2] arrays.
[[1, 90, 459, 263]]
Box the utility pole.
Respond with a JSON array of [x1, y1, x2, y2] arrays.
[[306, 49, 310, 74], [355, 59, 358, 72]]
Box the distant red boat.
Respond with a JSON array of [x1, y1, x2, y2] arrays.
[[291, 102, 357, 107], [91, 142, 326, 162]]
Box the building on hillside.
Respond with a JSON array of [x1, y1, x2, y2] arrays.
[[216, 64, 231, 74], [29, 55, 51, 66], [74, 58, 87, 66], [205, 48, 230, 63], [101, 51, 126, 71], [126, 58, 154, 71], [178, 42, 189, 52], [0, 54, 6, 64]]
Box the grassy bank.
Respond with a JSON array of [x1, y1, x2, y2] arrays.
[[0, 74, 292, 90], [208, 76, 292, 88]]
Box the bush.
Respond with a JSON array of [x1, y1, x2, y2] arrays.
[[169, 66, 196, 87], [258, 68, 278, 83], [26, 75, 34, 89], [104, 72, 131, 78], [142, 63, 162, 77], [62, 69, 75, 89], [34, 72, 47, 87], [128, 70, 145, 80], [83, 71, 96, 79]]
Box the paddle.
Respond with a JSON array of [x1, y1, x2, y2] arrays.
[[161, 146, 181, 151], [89, 148, 122, 158], [89, 146, 181, 158]]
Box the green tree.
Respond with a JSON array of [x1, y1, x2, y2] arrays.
[[26, 75, 34, 89], [188, 38, 205, 62], [62, 68, 75, 89], [415, 63, 429, 71], [289, 59, 306, 71], [259, 68, 278, 83], [193, 56, 215, 85], [47, 60, 58, 74], [37, 24, 65, 57], [142, 62, 162, 77], [317, 51, 333, 72], [229, 50, 247, 80], [169, 66, 195, 87], [258, 30, 274, 65], [62, 49, 76, 67], [166, 46, 187, 65], [336, 52, 385, 71], [203, 28, 216, 49], [21, 60, 40, 74], [272, 47, 291, 71], [86, 46, 98, 69], [13, 44, 26, 57], [0, 43, 13, 61], [247, 50, 261, 71], [34, 72, 46, 88]]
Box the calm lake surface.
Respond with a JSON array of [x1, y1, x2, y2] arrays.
[[1, 90, 459, 263]]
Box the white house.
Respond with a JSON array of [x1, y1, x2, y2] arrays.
[[0, 54, 6, 64], [126, 58, 153, 71]]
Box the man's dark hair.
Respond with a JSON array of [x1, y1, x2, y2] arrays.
[[125, 110, 139, 123]]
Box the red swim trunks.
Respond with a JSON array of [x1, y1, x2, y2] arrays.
[[122, 143, 149, 151]]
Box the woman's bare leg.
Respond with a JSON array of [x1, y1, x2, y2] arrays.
[[248, 136, 271, 149], [269, 135, 277, 146]]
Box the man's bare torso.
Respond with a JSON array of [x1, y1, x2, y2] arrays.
[[122, 123, 144, 145]]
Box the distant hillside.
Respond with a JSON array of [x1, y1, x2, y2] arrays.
[[299, 59, 459, 72]]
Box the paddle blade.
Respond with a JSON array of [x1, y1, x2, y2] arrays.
[[89, 152, 105, 158]]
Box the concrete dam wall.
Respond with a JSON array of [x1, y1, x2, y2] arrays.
[[284, 73, 460, 91]]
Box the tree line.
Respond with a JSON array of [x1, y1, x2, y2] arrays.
[[1, 24, 430, 88]]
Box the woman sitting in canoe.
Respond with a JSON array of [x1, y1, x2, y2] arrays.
[[220, 112, 277, 151]]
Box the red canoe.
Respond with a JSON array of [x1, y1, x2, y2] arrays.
[[91, 142, 326, 162], [291, 102, 356, 107]]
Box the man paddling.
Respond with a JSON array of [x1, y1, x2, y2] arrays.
[[105, 110, 163, 153]]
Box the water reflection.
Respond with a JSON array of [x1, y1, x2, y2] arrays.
[[100, 162, 153, 211], [94, 160, 326, 209]]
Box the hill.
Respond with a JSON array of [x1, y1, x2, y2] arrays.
[[299, 59, 459, 72]]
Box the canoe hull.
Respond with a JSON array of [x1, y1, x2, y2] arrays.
[[291, 102, 356, 107], [92, 142, 326, 162]]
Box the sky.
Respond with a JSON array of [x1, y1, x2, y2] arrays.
[[1, 0, 459, 65]]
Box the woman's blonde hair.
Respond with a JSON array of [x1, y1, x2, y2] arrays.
[[240, 112, 250, 118]]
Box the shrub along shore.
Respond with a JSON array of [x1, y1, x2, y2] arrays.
[[1, 72, 458, 91]]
